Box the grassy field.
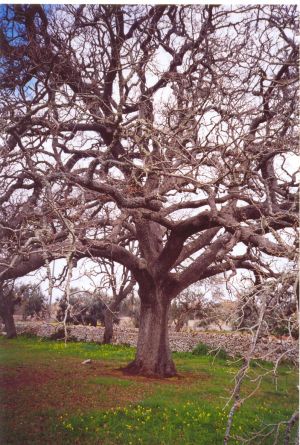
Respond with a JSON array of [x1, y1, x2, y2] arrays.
[[0, 336, 298, 445]]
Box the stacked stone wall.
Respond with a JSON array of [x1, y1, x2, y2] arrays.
[[5, 321, 298, 364]]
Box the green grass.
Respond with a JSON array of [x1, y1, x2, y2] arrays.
[[0, 336, 298, 445]]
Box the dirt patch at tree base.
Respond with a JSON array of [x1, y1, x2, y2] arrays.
[[0, 357, 209, 418]]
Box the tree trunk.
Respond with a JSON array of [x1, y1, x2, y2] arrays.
[[175, 314, 187, 332], [103, 279, 135, 344], [2, 306, 17, 339], [103, 309, 114, 344], [123, 296, 176, 378], [0, 287, 17, 339]]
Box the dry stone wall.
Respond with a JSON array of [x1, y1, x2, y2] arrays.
[[7, 321, 299, 364]]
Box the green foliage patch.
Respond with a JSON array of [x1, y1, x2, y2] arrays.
[[192, 342, 230, 360]]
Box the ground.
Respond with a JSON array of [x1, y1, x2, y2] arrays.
[[0, 336, 298, 445]]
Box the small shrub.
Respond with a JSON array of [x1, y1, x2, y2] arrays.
[[192, 343, 230, 360], [216, 348, 229, 360], [20, 332, 37, 339], [49, 326, 77, 342], [192, 342, 210, 356]]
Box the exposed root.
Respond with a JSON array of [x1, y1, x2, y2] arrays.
[[121, 359, 177, 379]]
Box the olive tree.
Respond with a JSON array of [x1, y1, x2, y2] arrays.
[[170, 288, 216, 332], [56, 288, 106, 327], [0, 5, 298, 377], [20, 284, 47, 320]]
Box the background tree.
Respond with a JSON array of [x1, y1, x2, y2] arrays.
[[170, 288, 214, 332], [97, 259, 136, 344], [0, 5, 298, 376], [170, 283, 236, 332], [19, 284, 47, 320], [119, 295, 141, 329], [56, 288, 107, 327]]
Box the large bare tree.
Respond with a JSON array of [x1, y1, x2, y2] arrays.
[[0, 5, 298, 376]]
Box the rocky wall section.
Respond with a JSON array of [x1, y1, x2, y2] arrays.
[[8, 321, 299, 364]]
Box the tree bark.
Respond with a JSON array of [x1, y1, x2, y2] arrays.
[[174, 311, 190, 332], [103, 276, 136, 344], [2, 311, 17, 338], [103, 308, 114, 344], [123, 294, 176, 378], [0, 287, 17, 339], [1, 304, 17, 339]]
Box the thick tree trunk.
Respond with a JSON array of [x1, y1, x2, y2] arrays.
[[2, 306, 17, 339], [123, 296, 176, 378]]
